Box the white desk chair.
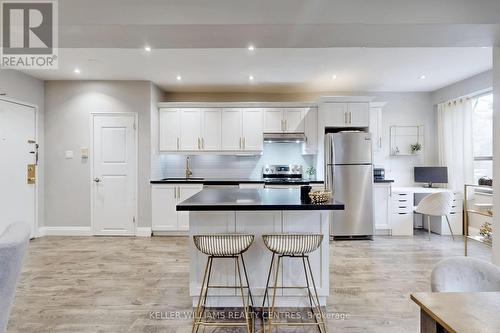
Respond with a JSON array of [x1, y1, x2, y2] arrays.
[[414, 192, 454, 241]]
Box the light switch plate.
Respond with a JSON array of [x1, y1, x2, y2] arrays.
[[65, 150, 74, 159], [81, 147, 89, 158]]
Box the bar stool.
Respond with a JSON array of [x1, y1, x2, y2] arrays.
[[192, 234, 255, 333], [261, 233, 326, 333], [414, 192, 455, 241]]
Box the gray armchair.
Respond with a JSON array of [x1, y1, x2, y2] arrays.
[[431, 257, 500, 292], [0, 223, 30, 333]]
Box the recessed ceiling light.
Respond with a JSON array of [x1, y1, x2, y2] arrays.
[[144, 46, 152, 52], [247, 44, 255, 51], [74, 68, 81, 74], [176, 75, 182, 81], [248, 75, 255, 81], [332, 74, 337, 80], [419, 75, 427, 80]]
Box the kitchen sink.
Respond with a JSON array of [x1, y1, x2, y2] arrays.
[[162, 177, 204, 181]]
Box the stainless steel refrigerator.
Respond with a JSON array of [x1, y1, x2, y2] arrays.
[[325, 131, 373, 238]]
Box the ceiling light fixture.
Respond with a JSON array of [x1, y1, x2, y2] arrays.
[[176, 75, 182, 81], [248, 75, 255, 81], [74, 68, 81, 74], [332, 74, 337, 80], [144, 46, 152, 52], [419, 75, 427, 80], [247, 44, 255, 51]]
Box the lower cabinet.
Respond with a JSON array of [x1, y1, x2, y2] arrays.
[[152, 184, 203, 233], [373, 183, 391, 234]]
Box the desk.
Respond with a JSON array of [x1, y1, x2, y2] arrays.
[[389, 187, 462, 236], [411, 292, 500, 333]]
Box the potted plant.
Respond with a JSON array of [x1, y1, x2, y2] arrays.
[[305, 166, 316, 180], [410, 143, 422, 154]]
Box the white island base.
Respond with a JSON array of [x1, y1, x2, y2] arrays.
[[189, 210, 330, 308]]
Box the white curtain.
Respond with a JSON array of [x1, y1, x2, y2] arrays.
[[437, 99, 474, 192]]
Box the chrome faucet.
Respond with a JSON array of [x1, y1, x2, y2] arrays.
[[185, 156, 193, 179]]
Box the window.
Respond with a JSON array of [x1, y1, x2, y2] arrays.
[[471, 93, 493, 183]]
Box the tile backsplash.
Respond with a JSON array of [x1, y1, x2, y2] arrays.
[[152, 143, 317, 180]]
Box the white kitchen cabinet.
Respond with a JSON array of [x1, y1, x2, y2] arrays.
[[221, 108, 243, 150], [264, 108, 305, 133], [303, 107, 318, 154], [263, 108, 284, 132], [374, 183, 391, 234], [370, 102, 386, 152], [180, 108, 202, 150], [152, 184, 203, 233], [284, 108, 305, 132], [242, 108, 263, 150], [320, 102, 369, 128], [348, 103, 370, 127], [201, 108, 221, 150], [159, 108, 180, 151]]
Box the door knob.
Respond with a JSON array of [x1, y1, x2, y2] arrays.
[[94, 178, 101, 183]]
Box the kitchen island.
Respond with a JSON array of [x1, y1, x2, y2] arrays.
[[177, 188, 344, 307]]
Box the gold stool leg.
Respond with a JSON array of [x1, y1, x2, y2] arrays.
[[305, 256, 327, 333], [236, 256, 252, 333], [267, 255, 281, 333], [192, 256, 213, 333], [261, 253, 275, 333]]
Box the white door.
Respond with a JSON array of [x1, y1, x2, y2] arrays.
[[284, 108, 305, 132], [263, 108, 283, 132], [92, 114, 137, 235], [151, 185, 178, 232], [348, 103, 370, 127], [159, 108, 180, 151], [202, 108, 221, 150], [180, 108, 202, 150], [242, 109, 263, 150], [0, 100, 36, 237], [221, 108, 242, 150]]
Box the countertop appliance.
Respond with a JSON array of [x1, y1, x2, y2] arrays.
[[373, 168, 385, 181], [262, 164, 303, 183], [325, 131, 373, 239]]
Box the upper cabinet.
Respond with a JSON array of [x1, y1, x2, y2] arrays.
[[303, 107, 318, 154], [159, 108, 180, 151], [320, 102, 369, 128], [263, 108, 305, 133], [201, 108, 222, 150], [179, 108, 202, 150], [370, 102, 386, 152], [221, 108, 263, 151]]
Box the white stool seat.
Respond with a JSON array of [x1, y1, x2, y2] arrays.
[[263, 233, 323, 255], [414, 192, 455, 240], [193, 234, 254, 256]]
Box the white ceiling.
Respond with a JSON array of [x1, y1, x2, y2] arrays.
[[25, 47, 492, 93]]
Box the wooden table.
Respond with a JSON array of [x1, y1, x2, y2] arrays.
[[411, 292, 500, 333]]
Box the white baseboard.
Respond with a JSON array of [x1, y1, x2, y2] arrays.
[[38, 226, 92, 237], [136, 227, 152, 237]]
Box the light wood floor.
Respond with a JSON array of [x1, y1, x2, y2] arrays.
[[8, 231, 490, 333]]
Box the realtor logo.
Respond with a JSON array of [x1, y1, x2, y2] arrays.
[[1, 0, 58, 69]]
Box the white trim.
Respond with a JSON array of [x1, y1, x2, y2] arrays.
[[0, 96, 39, 238], [90, 112, 139, 236], [136, 227, 152, 237], [38, 226, 92, 237], [157, 101, 318, 108]]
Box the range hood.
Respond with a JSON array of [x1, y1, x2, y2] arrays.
[[263, 133, 306, 143]]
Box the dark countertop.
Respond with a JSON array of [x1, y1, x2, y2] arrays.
[[374, 179, 395, 183], [176, 188, 344, 211], [151, 178, 324, 185]]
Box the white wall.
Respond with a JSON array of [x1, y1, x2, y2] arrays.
[[492, 49, 500, 266], [431, 70, 492, 105], [0, 69, 45, 231], [44, 81, 155, 229]]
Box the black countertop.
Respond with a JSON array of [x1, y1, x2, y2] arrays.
[[176, 188, 344, 211], [151, 178, 324, 185]]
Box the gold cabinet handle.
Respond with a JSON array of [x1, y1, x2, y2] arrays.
[[177, 137, 180, 150], [243, 137, 246, 149], [197, 137, 200, 150], [202, 137, 205, 149]]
